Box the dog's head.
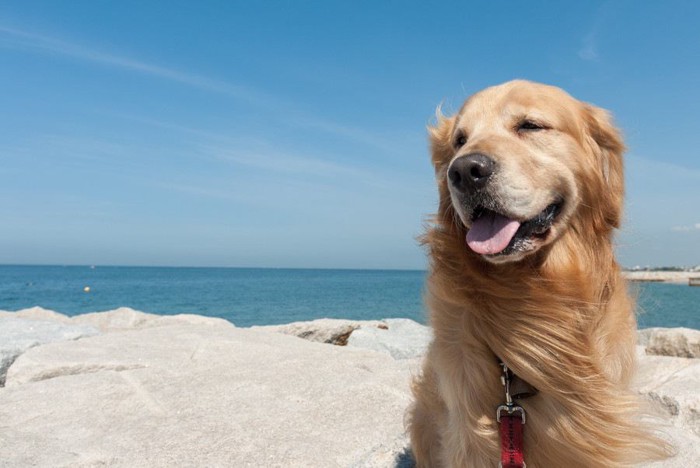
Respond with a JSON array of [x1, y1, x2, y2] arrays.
[[431, 80, 624, 264]]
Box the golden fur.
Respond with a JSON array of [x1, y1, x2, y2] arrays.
[[408, 80, 670, 467]]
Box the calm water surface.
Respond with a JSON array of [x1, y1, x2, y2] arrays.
[[0, 265, 697, 329]]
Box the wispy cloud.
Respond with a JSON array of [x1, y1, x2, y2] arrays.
[[154, 181, 252, 204], [628, 154, 700, 181], [577, 3, 616, 62], [205, 145, 369, 179], [0, 133, 157, 176], [0, 25, 398, 153], [671, 223, 700, 232], [60, 112, 379, 181], [96, 113, 408, 188], [0, 25, 268, 104], [578, 31, 598, 61], [293, 118, 402, 154]]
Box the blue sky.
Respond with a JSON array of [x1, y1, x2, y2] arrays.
[[1, 1, 699, 269]]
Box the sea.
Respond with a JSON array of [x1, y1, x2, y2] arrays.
[[0, 265, 698, 329]]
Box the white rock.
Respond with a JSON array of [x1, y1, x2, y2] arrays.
[[0, 321, 415, 467], [637, 424, 700, 468], [637, 330, 651, 347], [0, 306, 72, 323], [347, 318, 432, 360], [1, 311, 698, 467], [68, 307, 161, 331], [254, 318, 432, 358], [253, 318, 387, 345], [0, 317, 99, 386], [635, 354, 700, 439], [639, 328, 700, 358], [70, 307, 231, 332]]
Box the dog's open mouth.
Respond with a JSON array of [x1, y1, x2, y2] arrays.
[[466, 201, 563, 256]]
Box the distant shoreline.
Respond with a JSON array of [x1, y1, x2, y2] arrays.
[[623, 271, 700, 284]]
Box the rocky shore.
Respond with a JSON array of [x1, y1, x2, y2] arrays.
[[1, 307, 699, 467], [623, 270, 700, 284]]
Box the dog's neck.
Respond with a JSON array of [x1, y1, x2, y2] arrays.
[[424, 215, 621, 396]]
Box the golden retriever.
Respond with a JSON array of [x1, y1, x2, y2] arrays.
[[408, 80, 670, 467]]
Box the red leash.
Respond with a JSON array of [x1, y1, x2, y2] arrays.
[[497, 362, 527, 467]]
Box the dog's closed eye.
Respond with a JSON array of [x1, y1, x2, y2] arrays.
[[516, 119, 548, 133]]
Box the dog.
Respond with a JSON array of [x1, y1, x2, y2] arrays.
[[408, 80, 670, 467]]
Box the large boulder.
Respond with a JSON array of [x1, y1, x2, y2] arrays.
[[254, 318, 433, 358], [252, 318, 387, 345], [638, 328, 700, 358], [70, 306, 232, 332], [0, 316, 98, 386], [635, 354, 700, 437], [0, 306, 73, 323], [1, 310, 699, 467], [0, 307, 229, 387], [0, 319, 416, 467], [347, 318, 432, 359], [635, 353, 700, 466]]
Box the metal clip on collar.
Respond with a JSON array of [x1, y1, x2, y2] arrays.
[[496, 362, 526, 424], [497, 362, 527, 468]]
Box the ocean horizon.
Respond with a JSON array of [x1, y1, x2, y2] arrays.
[[1, 264, 698, 329]]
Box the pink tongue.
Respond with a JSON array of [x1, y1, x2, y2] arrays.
[[466, 212, 521, 255]]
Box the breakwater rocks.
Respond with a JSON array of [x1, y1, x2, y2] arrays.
[[623, 270, 700, 284], [0, 307, 698, 467]]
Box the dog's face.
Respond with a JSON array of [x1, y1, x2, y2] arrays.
[[431, 80, 624, 264]]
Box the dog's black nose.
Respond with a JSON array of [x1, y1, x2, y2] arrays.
[[448, 153, 496, 192]]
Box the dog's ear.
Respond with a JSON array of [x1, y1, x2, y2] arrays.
[[582, 104, 625, 228], [428, 108, 460, 226], [428, 108, 456, 170]]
